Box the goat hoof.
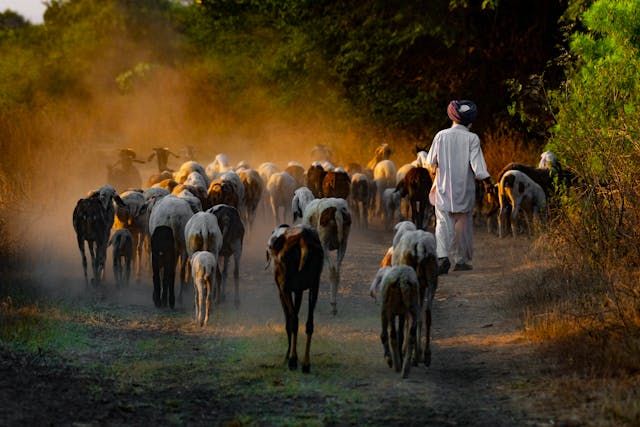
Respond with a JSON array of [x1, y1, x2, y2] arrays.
[[384, 355, 393, 368], [302, 364, 310, 374], [288, 357, 298, 370], [424, 352, 431, 367]]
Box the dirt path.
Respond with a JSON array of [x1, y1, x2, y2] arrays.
[[1, 223, 549, 426]]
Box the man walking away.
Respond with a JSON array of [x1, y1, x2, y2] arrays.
[[426, 100, 492, 275]]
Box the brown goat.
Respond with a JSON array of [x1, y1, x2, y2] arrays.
[[305, 164, 326, 198], [395, 167, 432, 230], [285, 164, 305, 189], [237, 168, 264, 231], [267, 225, 324, 373], [322, 170, 351, 200], [207, 179, 239, 210]]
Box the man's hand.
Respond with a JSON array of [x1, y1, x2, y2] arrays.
[[481, 176, 494, 193]]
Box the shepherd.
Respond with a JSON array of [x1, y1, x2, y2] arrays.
[[148, 147, 180, 172], [425, 100, 492, 274]]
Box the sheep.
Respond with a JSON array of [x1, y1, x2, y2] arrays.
[[108, 228, 133, 289], [143, 187, 169, 204], [305, 164, 326, 198], [207, 205, 244, 307], [257, 162, 280, 186], [370, 266, 420, 378], [350, 173, 370, 229], [538, 151, 559, 170], [113, 190, 148, 281], [236, 160, 251, 171], [392, 229, 438, 366], [285, 161, 306, 189], [266, 225, 324, 373], [185, 211, 223, 309], [153, 178, 179, 193], [173, 184, 207, 211], [206, 153, 234, 180], [207, 171, 244, 213], [149, 195, 194, 307], [190, 251, 218, 327], [151, 225, 176, 308], [292, 187, 315, 223], [366, 143, 392, 170], [322, 169, 351, 200], [392, 221, 417, 247], [267, 172, 297, 225], [373, 160, 397, 216], [498, 170, 547, 238], [395, 167, 433, 230], [146, 171, 174, 188], [382, 188, 402, 230], [379, 246, 393, 267], [302, 198, 351, 315], [174, 161, 210, 188], [175, 188, 203, 214], [395, 163, 415, 185], [184, 171, 208, 191], [237, 168, 264, 231]]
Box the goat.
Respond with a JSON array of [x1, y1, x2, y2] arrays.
[[380, 246, 393, 267], [149, 195, 194, 307], [151, 225, 176, 308], [174, 161, 210, 188], [392, 221, 417, 247], [322, 169, 350, 200], [267, 172, 297, 225], [257, 162, 280, 186], [113, 190, 148, 281], [207, 171, 244, 213], [370, 266, 420, 378], [285, 162, 306, 189], [108, 228, 133, 289], [190, 251, 218, 327], [208, 205, 244, 307], [302, 198, 351, 315], [266, 225, 324, 373], [146, 171, 173, 188], [292, 187, 315, 223], [305, 164, 326, 198], [382, 188, 401, 230], [392, 229, 438, 367], [173, 184, 207, 211], [373, 160, 397, 216], [153, 178, 179, 193], [367, 143, 392, 170], [184, 171, 208, 192], [498, 170, 547, 238], [74, 185, 125, 285], [350, 173, 370, 229], [237, 168, 264, 232], [206, 153, 234, 180], [73, 197, 110, 286], [395, 167, 433, 230]]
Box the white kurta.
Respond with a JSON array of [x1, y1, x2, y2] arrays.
[[426, 124, 489, 213]]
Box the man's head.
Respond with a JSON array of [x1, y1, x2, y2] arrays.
[[447, 100, 477, 126]]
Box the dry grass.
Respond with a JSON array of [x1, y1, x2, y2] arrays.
[[480, 123, 541, 178]]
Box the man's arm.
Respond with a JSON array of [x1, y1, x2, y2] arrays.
[[469, 136, 490, 181]]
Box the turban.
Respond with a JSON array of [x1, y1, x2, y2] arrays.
[[447, 100, 477, 125]]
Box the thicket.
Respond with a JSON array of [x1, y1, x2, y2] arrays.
[[518, 0, 640, 374]]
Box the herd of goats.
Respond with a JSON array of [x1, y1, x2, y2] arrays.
[[72, 143, 571, 377]]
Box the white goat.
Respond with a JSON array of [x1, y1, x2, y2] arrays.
[[373, 159, 397, 216], [184, 171, 208, 191], [292, 187, 315, 223], [206, 153, 234, 180], [267, 172, 297, 225], [382, 188, 402, 230], [149, 195, 194, 305], [392, 229, 438, 367], [190, 251, 218, 327], [302, 197, 351, 315], [174, 161, 209, 188], [392, 221, 417, 247]]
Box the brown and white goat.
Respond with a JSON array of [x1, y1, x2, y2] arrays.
[[498, 170, 547, 238], [370, 266, 420, 378]]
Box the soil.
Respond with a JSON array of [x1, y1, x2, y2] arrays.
[[0, 221, 559, 426]]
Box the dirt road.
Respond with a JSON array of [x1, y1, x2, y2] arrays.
[[1, 222, 550, 426]]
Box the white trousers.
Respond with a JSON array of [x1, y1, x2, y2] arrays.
[[435, 209, 473, 265]]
